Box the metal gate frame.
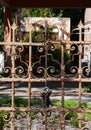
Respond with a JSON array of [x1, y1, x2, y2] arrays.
[[0, 20, 91, 130]]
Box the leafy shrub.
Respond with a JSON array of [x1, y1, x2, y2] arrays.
[[83, 85, 91, 93], [0, 111, 9, 129], [64, 100, 78, 108], [0, 97, 91, 128]]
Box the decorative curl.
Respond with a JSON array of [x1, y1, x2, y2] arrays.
[[82, 66, 90, 78], [48, 66, 55, 74], [37, 66, 45, 74], [16, 66, 24, 74], [15, 65, 28, 78], [15, 112, 27, 121], [15, 45, 24, 53], [50, 44, 56, 51], [37, 46, 44, 52], [0, 67, 12, 77], [32, 64, 45, 78], [3, 112, 11, 122], [70, 66, 78, 74], [3, 124, 10, 129], [47, 65, 60, 78]]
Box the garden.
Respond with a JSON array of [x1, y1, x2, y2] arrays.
[[0, 97, 91, 129]]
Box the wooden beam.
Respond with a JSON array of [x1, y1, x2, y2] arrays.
[[0, 0, 91, 7], [10, 0, 91, 8], [0, 0, 11, 6]]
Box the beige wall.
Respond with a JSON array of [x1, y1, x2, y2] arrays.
[[23, 17, 70, 41]]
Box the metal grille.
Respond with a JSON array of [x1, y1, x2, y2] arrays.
[[0, 20, 91, 130]]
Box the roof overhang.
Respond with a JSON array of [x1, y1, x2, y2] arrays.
[[0, 0, 91, 8]]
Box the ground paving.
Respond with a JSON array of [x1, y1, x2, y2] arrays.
[[0, 81, 91, 103]]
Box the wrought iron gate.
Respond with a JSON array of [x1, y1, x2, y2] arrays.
[[0, 20, 91, 130]]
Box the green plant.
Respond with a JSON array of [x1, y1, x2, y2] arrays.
[[0, 97, 91, 128], [51, 99, 62, 106], [70, 115, 78, 127], [0, 111, 9, 129], [32, 31, 45, 42], [83, 85, 91, 93], [0, 71, 11, 77], [64, 100, 78, 108]]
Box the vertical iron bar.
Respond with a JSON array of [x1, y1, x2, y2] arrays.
[[60, 43, 65, 130], [27, 24, 32, 130], [78, 44, 82, 130], [11, 26, 15, 130], [45, 20, 48, 88], [78, 21, 83, 130], [44, 19, 48, 130]]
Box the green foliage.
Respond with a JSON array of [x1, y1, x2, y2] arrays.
[[51, 99, 88, 109], [83, 113, 91, 121], [0, 97, 91, 128], [0, 111, 9, 129], [14, 97, 28, 107], [0, 70, 11, 77], [70, 115, 78, 127], [51, 99, 90, 127], [0, 97, 42, 128], [0, 97, 42, 107], [20, 8, 85, 30], [32, 31, 45, 42], [21, 8, 63, 17], [0, 115, 4, 129], [51, 99, 62, 106], [0, 97, 11, 106], [83, 86, 91, 93], [64, 100, 78, 108], [30, 111, 37, 119]]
